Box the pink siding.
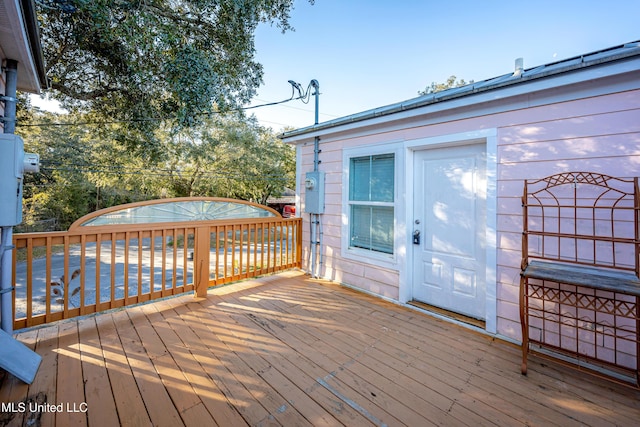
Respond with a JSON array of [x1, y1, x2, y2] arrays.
[[296, 87, 640, 343], [495, 90, 640, 340]]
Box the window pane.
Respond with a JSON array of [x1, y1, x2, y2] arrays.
[[350, 205, 372, 249], [370, 154, 394, 202], [348, 153, 394, 255], [349, 154, 394, 202], [370, 206, 394, 253], [350, 205, 394, 254], [349, 157, 371, 201]]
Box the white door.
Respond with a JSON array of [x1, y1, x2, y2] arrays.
[[412, 144, 486, 320]]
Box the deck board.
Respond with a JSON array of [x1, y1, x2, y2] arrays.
[[2, 270, 640, 426], [239, 288, 452, 426], [29, 325, 58, 427], [190, 295, 372, 426], [260, 281, 535, 426], [94, 311, 152, 427], [55, 322, 86, 427], [116, 308, 184, 427], [78, 317, 119, 427], [343, 286, 631, 426]]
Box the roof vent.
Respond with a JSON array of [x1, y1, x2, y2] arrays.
[[513, 57, 524, 77]]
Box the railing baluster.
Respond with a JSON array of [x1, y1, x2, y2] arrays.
[[110, 232, 116, 308], [95, 233, 101, 312], [260, 224, 265, 274], [231, 225, 237, 280], [285, 224, 290, 267], [124, 231, 130, 306], [279, 221, 285, 268], [12, 216, 302, 328], [80, 234, 86, 315], [223, 225, 229, 280], [238, 224, 242, 278], [161, 229, 167, 294], [183, 228, 189, 289], [252, 223, 257, 275], [213, 225, 219, 285], [182, 228, 186, 289], [137, 231, 143, 298], [171, 229, 177, 292], [45, 236, 52, 322], [63, 235, 70, 318], [26, 238, 33, 325], [150, 229, 156, 299], [267, 225, 272, 272]]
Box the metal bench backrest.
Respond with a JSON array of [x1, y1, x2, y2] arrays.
[[522, 172, 639, 275]]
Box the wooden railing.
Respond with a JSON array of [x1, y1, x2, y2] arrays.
[[12, 217, 302, 329]]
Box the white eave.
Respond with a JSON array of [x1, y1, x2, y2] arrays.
[[0, 0, 47, 93], [280, 41, 640, 143]]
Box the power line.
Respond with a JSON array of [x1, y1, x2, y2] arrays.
[[41, 161, 292, 174], [37, 165, 292, 180], [252, 98, 339, 118], [21, 92, 308, 128]]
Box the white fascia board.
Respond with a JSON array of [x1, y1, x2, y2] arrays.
[[281, 56, 640, 145], [0, 0, 43, 92]]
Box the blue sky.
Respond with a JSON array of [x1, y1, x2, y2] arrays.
[[248, 0, 640, 130]]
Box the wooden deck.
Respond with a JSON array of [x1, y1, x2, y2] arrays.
[[2, 270, 640, 427]]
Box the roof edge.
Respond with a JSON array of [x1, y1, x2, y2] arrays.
[[280, 40, 640, 141], [20, 0, 48, 90]]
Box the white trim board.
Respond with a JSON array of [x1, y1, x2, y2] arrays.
[[399, 129, 498, 334]]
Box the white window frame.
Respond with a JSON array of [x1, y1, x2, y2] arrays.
[[341, 143, 402, 268]]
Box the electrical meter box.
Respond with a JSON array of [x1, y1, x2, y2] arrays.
[[0, 134, 40, 226], [304, 171, 325, 214]]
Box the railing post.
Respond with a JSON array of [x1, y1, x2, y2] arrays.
[[296, 218, 303, 267], [195, 225, 210, 298]]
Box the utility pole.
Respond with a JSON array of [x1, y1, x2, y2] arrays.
[[289, 79, 323, 278]]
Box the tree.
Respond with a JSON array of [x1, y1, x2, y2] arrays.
[[207, 116, 295, 204], [16, 103, 294, 229], [16, 102, 101, 230], [36, 0, 314, 154], [418, 75, 473, 95]]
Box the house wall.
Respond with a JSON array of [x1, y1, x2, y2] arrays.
[[494, 90, 640, 339], [295, 84, 640, 342]]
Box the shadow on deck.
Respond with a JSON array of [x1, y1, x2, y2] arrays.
[[2, 270, 639, 426]]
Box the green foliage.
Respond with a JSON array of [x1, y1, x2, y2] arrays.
[[37, 0, 313, 147], [16, 1, 306, 230], [16, 99, 294, 230], [418, 75, 474, 96], [17, 96, 101, 229], [205, 116, 295, 204]]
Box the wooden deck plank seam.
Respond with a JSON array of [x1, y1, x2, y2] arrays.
[[296, 282, 636, 422], [3, 271, 640, 427], [236, 277, 634, 427], [233, 281, 523, 427]]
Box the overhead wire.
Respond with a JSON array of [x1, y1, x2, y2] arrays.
[[252, 98, 339, 118], [33, 164, 292, 183], [36, 165, 291, 180], [20, 83, 306, 189], [21, 85, 315, 128]]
